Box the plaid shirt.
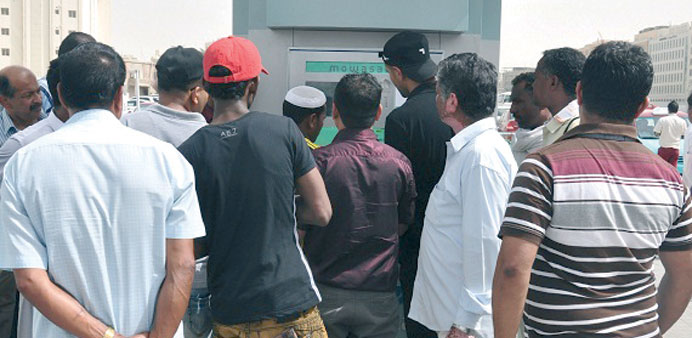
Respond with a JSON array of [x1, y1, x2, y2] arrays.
[[0, 108, 18, 146]]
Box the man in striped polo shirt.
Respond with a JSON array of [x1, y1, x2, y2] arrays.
[[493, 41, 692, 337]]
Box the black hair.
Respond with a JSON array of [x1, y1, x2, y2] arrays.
[[334, 73, 382, 129], [437, 53, 497, 120], [581, 41, 653, 123], [538, 47, 586, 98], [46, 58, 61, 107], [0, 74, 15, 98], [203, 66, 249, 101], [511, 72, 535, 93], [668, 100, 679, 113], [282, 101, 325, 125], [688, 91, 692, 110], [58, 32, 96, 56], [58, 42, 126, 111]]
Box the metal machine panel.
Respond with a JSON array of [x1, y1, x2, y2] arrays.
[[287, 48, 444, 143]]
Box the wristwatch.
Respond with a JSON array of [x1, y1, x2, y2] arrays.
[[103, 327, 115, 338]]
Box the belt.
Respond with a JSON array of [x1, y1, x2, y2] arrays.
[[276, 306, 315, 323]]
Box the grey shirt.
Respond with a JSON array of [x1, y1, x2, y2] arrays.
[[122, 103, 209, 289], [122, 103, 207, 147]]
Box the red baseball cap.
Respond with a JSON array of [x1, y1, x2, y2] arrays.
[[203, 36, 269, 84]]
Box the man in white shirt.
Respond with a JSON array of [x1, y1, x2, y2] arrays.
[[655, 100, 687, 167], [683, 94, 692, 187], [409, 53, 517, 338], [509, 72, 551, 163], [0, 42, 205, 338], [531, 48, 586, 146]]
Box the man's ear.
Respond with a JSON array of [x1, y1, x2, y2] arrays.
[[634, 96, 650, 119], [444, 92, 459, 116], [112, 86, 124, 119], [576, 81, 583, 106], [332, 102, 340, 121], [307, 112, 319, 128], [57, 83, 72, 116], [375, 104, 382, 121]]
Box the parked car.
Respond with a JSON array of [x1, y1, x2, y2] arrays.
[[125, 96, 158, 114], [635, 107, 689, 174]]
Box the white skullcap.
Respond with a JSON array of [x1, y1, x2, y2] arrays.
[[284, 85, 327, 109]]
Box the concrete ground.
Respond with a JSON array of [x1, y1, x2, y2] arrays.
[[653, 258, 692, 337]]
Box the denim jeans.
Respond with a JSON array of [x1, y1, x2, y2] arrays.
[[183, 288, 212, 338]]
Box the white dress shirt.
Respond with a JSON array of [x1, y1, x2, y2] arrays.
[[0, 109, 205, 337], [409, 117, 517, 337], [542, 99, 579, 146], [511, 126, 544, 164], [654, 113, 687, 149]]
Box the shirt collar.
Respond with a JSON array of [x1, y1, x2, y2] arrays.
[[408, 80, 436, 97], [332, 128, 378, 143], [0, 108, 17, 136], [45, 112, 64, 130], [449, 117, 496, 152], [64, 109, 120, 126], [305, 137, 319, 150], [559, 122, 638, 141], [143, 103, 208, 123], [545, 100, 579, 133]]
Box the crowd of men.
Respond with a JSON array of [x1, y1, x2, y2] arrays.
[[0, 29, 690, 338]]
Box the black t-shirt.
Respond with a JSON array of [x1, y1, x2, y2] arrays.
[[178, 111, 319, 325]]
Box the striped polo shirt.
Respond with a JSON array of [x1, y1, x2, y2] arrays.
[[500, 123, 692, 337]]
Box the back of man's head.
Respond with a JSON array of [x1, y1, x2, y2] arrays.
[[538, 47, 585, 98], [46, 58, 61, 107], [58, 32, 96, 56], [437, 53, 497, 120], [203, 36, 268, 103], [156, 46, 204, 93], [334, 73, 382, 129], [581, 41, 653, 123], [688, 92, 692, 113], [58, 42, 126, 112], [512, 72, 535, 92], [668, 100, 679, 113]]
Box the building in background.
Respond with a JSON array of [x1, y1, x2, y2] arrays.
[[498, 66, 534, 93], [123, 52, 159, 98], [579, 39, 611, 57], [635, 22, 692, 110], [0, 0, 111, 75]]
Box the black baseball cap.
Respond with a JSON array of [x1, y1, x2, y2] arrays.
[[156, 46, 204, 88], [379, 31, 437, 82]]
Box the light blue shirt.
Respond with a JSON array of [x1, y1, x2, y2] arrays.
[[409, 117, 517, 336], [0, 107, 49, 146], [0, 109, 205, 337]]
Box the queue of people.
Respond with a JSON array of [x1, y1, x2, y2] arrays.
[[0, 29, 690, 338]]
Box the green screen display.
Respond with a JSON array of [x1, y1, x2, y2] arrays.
[[305, 61, 387, 74]]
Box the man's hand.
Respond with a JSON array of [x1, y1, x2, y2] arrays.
[[446, 326, 475, 338]]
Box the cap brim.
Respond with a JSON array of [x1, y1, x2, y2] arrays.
[[403, 58, 437, 82], [261, 66, 269, 75]]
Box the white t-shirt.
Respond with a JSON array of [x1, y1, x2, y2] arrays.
[[654, 114, 687, 148]]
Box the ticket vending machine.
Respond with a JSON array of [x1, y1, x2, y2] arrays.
[[287, 48, 444, 144]]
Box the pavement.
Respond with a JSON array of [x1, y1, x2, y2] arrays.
[[653, 258, 692, 337]]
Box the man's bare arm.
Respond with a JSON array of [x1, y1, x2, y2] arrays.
[[14, 268, 147, 338], [657, 249, 692, 334], [149, 238, 196, 338], [492, 236, 539, 338], [295, 168, 332, 226]]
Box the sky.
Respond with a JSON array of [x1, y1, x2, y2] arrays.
[[500, 0, 692, 68], [111, 0, 692, 68], [110, 0, 233, 60]]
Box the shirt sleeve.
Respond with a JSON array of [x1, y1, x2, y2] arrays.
[[164, 148, 206, 240], [454, 164, 512, 329], [660, 188, 692, 251], [653, 119, 663, 133], [0, 137, 22, 182], [397, 160, 417, 225], [288, 120, 316, 179], [499, 154, 554, 245], [384, 114, 410, 159], [0, 156, 48, 269]]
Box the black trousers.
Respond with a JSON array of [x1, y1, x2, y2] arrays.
[[399, 227, 436, 338], [0, 270, 17, 338]]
